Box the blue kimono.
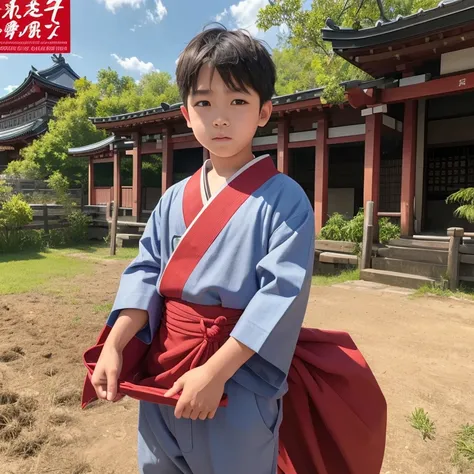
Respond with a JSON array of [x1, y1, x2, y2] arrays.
[[105, 155, 315, 473]]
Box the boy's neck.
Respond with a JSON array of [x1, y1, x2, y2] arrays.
[[208, 146, 255, 179]]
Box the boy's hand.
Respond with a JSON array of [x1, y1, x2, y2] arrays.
[[90, 345, 123, 402], [164, 365, 225, 420]]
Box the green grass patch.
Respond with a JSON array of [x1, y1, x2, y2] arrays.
[[454, 424, 474, 463], [0, 250, 94, 295], [409, 407, 436, 441], [414, 284, 474, 302], [312, 269, 360, 286], [54, 243, 138, 261]]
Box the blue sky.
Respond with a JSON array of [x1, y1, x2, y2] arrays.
[[0, 0, 282, 97]]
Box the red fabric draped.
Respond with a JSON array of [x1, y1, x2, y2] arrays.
[[82, 300, 239, 408], [82, 157, 387, 473]]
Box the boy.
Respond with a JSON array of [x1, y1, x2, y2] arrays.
[[83, 26, 387, 474]]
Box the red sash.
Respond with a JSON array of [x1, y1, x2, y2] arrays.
[[82, 156, 387, 474]]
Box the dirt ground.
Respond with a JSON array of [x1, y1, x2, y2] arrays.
[[1, 256, 473, 473]]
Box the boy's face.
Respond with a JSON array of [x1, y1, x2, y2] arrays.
[[181, 64, 272, 159]]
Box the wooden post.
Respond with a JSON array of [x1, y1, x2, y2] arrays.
[[109, 201, 118, 256], [400, 100, 417, 237], [277, 117, 289, 175], [110, 147, 121, 256], [360, 201, 374, 270], [314, 116, 329, 235], [162, 126, 173, 194], [131, 131, 142, 220], [88, 157, 94, 205], [447, 227, 464, 291], [43, 204, 49, 234], [364, 114, 382, 239]]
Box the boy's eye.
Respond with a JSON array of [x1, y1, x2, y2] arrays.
[[195, 100, 210, 107], [232, 99, 247, 105]]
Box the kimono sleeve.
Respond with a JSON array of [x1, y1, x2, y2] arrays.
[[105, 202, 163, 345], [230, 207, 315, 396]]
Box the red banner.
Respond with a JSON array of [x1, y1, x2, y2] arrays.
[[0, 0, 70, 54]]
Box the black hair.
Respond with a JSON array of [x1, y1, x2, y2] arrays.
[[176, 25, 276, 108]]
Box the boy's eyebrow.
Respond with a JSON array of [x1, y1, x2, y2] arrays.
[[191, 89, 212, 96]]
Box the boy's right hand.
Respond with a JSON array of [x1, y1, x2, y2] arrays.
[[90, 345, 123, 402]]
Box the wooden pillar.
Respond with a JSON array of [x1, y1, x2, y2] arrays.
[[364, 114, 382, 236], [113, 147, 121, 208], [447, 227, 464, 291], [110, 147, 121, 256], [314, 117, 329, 235], [414, 99, 426, 234], [131, 131, 142, 219], [88, 157, 94, 205], [162, 126, 173, 194], [277, 117, 289, 174], [400, 101, 417, 237]]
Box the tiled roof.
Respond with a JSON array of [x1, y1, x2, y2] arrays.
[[322, 0, 474, 50], [0, 119, 46, 143]]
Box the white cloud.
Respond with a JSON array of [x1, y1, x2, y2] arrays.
[[0, 55, 8, 60], [146, 0, 167, 23], [215, 8, 228, 22], [4, 85, 18, 94], [229, 0, 268, 36], [111, 53, 157, 74], [98, 0, 144, 13], [71, 53, 83, 59]]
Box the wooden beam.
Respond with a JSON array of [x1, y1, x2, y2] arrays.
[[381, 70, 474, 104], [131, 131, 142, 219], [277, 117, 289, 174], [162, 126, 173, 194], [358, 31, 474, 64], [315, 117, 329, 235], [327, 134, 365, 145], [173, 140, 201, 150], [141, 142, 162, 154], [364, 114, 382, 237], [88, 157, 94, 206], [273, 97, 323, 114], [400, 101, 417, 237], [288, 140, 317, 149], [345, 87, 377, 109]]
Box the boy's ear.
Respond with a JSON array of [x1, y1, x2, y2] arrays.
[[258, 100, 273, 127], [180, 105, 192, 128]]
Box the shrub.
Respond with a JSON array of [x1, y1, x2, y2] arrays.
[[0, 230, 46, 253], [318, 213, 348, 241], [318, 208, 401, 246], [343, 209, 364, 244], [379, 217, 400, 244], [67, 211, 92, 243]]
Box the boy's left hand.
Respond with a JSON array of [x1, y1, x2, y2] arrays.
[[164, 365, 225, 420]]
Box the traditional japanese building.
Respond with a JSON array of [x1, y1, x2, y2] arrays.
[[70, 0, 474, 236], [0, 54, 80, 172]]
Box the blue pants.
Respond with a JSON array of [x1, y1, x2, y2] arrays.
[[137, 380, 282, 473]]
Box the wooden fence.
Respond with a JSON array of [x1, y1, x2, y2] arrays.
[[25, 204, 108, 233], [447, 227, 474, 290]]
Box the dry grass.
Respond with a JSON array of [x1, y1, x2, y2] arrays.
[[51, 387, 82, 407]]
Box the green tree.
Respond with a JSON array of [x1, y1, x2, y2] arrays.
[[5, 69, 181, 185], [258, 0, 439, 102]]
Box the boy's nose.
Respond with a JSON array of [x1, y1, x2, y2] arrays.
[[212, 117, 230, 128]]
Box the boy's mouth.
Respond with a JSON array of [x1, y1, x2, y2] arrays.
[[212, 136, 232, 141]]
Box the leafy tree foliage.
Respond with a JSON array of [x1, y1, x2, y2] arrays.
[[259, 0, 439, 102]]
